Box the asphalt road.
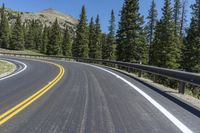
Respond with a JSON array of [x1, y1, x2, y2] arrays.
[[0, 56, 200, 133]]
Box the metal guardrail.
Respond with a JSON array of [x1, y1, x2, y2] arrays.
[[1, 52, 200, 94]]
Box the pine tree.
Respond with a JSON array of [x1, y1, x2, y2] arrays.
[[34, 21, 43, 51], [183, 0, 200, 72], [105, 10, 116, 60], [25, 20, 34, 49], [173, 0, 182, 36], [151, 0, 181, 69], [102, 33, 108, 60], [22, 22, 28, 47], [146, 0, 157, 63], [94, 15, 102, 59], [41, 25, 48, 54], [149, 21, 162, 66], [62, 27, 72, 56], [116, 0, 147, 63], [72, 6, 89, 58], [116, 3, 126, 61], [108, 10, 115, 38], [0, 4, 10, 49], [88, 17, 96, 58], [182, 19, 195, 71], [46, 19, 62, 55], [147, 0, 157, 46], [10, 14, 24, 50], [101, 33, 108, 60], [180, 0, 187, 37]]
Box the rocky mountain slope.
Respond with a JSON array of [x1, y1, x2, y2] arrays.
[[5, 8, 78, 34]]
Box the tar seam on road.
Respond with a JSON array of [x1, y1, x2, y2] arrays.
[[0, 58, 27, 81], [0, 60, 65, 125], [75, 62, 193, 133]]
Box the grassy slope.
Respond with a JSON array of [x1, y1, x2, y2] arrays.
[[0, 48, 43, 55], [0, 60, 16, 77]]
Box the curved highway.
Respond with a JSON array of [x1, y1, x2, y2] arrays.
[[0, 56, 200, 133]]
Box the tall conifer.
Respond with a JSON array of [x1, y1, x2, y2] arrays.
[[94, 15, 102, 59], [25, 20, 34, 49], [46, 19, 62, 55], [62, 27, 72, 56], [0, 4, 10, 49], [147, 0, 157, 46], [105, 10, 116, 60], [173, 0, 182, 36], [151, 0, 181, 69], [10, 14, 24, 50], [184, 0, 200, 72], [116, 0, 147, 63], [73, 6, 89, 58], [88, 17, 96, 58], [41, 25, 48, 54]]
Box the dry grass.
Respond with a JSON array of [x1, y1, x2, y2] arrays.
[[0, 60, 16, 77], [0, 48, 43, 55]]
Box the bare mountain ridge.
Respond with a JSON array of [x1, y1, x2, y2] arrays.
[[37, 8, 78, 27], [5, 7, 78, 34]]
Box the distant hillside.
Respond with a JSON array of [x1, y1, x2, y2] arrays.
[[5, 8, 78, 35]]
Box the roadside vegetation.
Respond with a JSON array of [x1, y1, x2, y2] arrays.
[[0, 48, 43, 55], [0, 60, 15, 77]]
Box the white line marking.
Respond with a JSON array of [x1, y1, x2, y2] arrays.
[[72, 61, 193, 133], [0, 58, 27, 81]]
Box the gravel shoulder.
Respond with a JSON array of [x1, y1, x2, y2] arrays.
[[0, 60, 16, 78]]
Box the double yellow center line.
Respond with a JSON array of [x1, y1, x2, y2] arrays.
[[0, 60, 65, 125]]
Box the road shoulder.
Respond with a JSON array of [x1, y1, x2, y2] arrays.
[[94, 64, 200, 110]]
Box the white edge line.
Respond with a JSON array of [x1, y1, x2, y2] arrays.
[[0, 58, 27, 81], [71, 61, 193, 133]]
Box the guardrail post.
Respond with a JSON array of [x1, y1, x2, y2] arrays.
[[117, 65, 121, 70], [138, 70, 142, 77], [127, 67, 131, 73], [138, 62, 142, 77], [114, 64, 117, 68], [153, 75, 157, 83], [178, 81, 186, 94]]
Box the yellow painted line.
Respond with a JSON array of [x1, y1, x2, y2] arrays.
[[0, 60, 65, 125]]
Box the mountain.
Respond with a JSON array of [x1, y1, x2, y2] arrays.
[[5, 8, 78, 35]]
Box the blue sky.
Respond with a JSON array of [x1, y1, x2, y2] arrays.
[[0, 0, 196, 33]]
